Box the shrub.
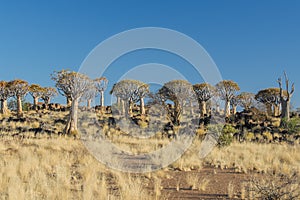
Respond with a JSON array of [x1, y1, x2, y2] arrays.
[[245, 132, 255, 141], [246, 172, 300, 199], [281, 117, 300, 135], [207, 124, 238, 147]]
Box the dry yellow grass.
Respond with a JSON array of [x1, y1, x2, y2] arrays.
[[204, 142, 300, 175], [1, 110, 300, 199]]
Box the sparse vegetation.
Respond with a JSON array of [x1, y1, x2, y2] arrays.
[[0, 70, 299, 199]]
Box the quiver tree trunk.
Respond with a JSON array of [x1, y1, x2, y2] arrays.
[[128, 100, 133, 116], [65, 99, 79, 136], [278, 72, 294, 121], [173, 101, 181, 126], [0, 99, 9, 114], [124, 101, 131, 118], [225, 100, 231, 117], [43, 98, 50, 110], [100, 91, 104, 107], [265, 103, 272, 116], [17, 96, 23, 115], [200, 101, 207, 117], [33, 96, 39, 110], [273, 104, 280, 117], [121, 100, 125, 115], [232, 105, 237, 115], [140, 97, 145, 115], [117, 97, 121, 106], [281, 100, 289, 119], [189, 101, 194, 115], [44, 98, 50, 105]]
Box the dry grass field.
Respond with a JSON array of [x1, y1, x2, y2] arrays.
[[1, 111, 300, 199]]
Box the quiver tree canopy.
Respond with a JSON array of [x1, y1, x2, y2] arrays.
[[216, 80, 240, 117], [7, 79, 29, 115], [94, 77, 108, 107], [41, 87, 58, 105], [193, 83, 215, 117]]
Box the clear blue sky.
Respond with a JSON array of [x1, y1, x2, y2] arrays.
[[0, 1, 299, 108]]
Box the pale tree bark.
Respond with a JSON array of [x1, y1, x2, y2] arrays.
[[225, 100, 231, 117], [189, 101, 194, 115], [278, 72, 294, 121], [200, 101, 207, 117], [232, 105, 237, 115], [273, 104, 280, 116], [17, 96, 22, 115], [117, 97, 121, 106], [128, 100, 133, 116], [140, 97, 145, 115], [100, 91, 105, 107], [121, 100, 125, 115], [0, 100, 9, 114], [65, 99, 79, 135]]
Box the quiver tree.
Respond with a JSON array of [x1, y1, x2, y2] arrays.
[[255, 88, 282, 116], [136, 83, 150, 115], [94, 77, 108, 107], [111, 80, 147, 116], [52, 70, 93, 135], [7, 80, 29, 116], [28, 84, 44, 110], [158, 80, 193, 125], [230, 96, 238, 115], [216, 80, 240, 117], [236, 92, 256, 111], [193, 83, 215, 117], [41, 87, 58, 105], [278, 72, 295, 121], [82, 83, 96, 109], [0, 81, 11, 114], [110, 83, 124, 113], [51, 70, 73, 107]]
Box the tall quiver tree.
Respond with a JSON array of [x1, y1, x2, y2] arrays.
[[216, 80, 240, 117], [278, 72, 295, 121], [7, 80, 29, 116], [110, 83, 124, 114], [94, 77, 108, 107], [230, 96, 238, 115], [41, 87, 58, 105], [111, 80, 144, 117], [82, 82, 96, 109], [255, 88, 281, 116], [0, 81, 11, 114], [137, 83, 150, 115], [51, 70, 73, 107], [29, 84, 44, 110], [159, 80, 193, 125], [193, 83, 214, 117], [236, 92, 256, 111], [52, 70, 93, 135]]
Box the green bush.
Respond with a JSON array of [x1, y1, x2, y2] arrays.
[[281, 117, 300, 135], [207, 124, 238, 147]]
